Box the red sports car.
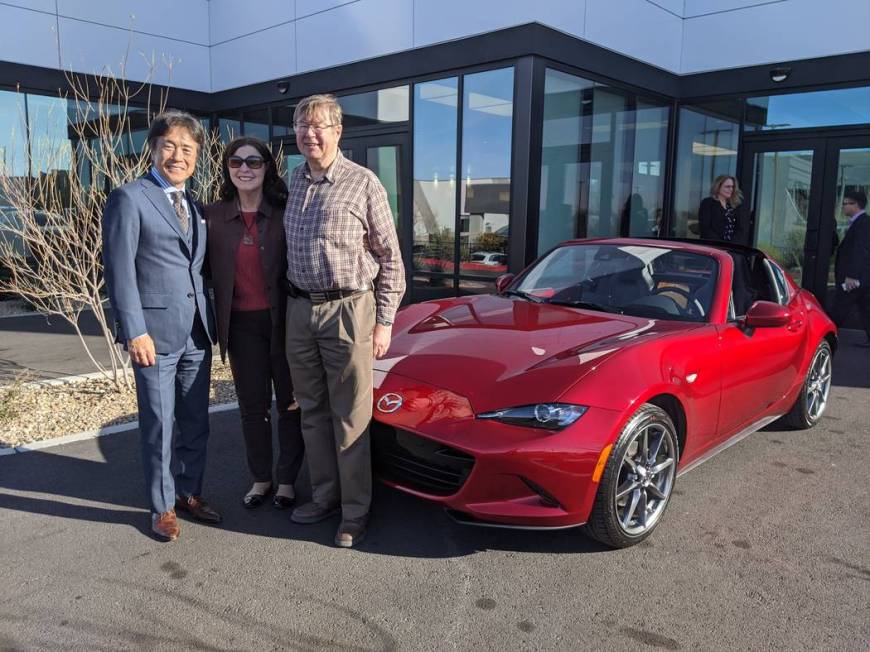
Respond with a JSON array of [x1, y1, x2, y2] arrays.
[[372, 239, 836, 548]]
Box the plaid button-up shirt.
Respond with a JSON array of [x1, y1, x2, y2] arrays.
[[284, 152, 405, 323]]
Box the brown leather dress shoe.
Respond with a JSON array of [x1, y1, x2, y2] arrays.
[[151, 510, 180, 541], [334, 518, 367, 548], [175, 495, 223, 524]]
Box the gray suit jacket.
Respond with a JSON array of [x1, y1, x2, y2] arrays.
[[102, 173, 216, 353]]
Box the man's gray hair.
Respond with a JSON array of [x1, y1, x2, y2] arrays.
[[293, 94, 343, 127]]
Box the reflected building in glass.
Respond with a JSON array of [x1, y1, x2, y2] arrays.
[[2, 3, 870, 309]]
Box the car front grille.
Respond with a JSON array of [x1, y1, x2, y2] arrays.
[[371, 421, 475, 496]]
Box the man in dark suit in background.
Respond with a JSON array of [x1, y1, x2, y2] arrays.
[[102, 110, 221, 540], [831, 190, 870, 346]]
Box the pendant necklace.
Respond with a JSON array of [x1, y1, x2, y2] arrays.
[[240, 201, 257, 246]]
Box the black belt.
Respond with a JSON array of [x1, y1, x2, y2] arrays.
[[286, 282, 368, 304]]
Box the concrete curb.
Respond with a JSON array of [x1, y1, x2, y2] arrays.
[[1, 401, 240, 457]]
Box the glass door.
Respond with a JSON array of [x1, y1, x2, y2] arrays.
[[818, 136, 870, 315], [740, 139, 825, 290]]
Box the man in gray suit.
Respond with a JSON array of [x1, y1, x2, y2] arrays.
[[103, 110, 221, 541]]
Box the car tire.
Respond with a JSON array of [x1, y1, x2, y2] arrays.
[[781, 340, 833, 430], [586, 403, 679, 549]]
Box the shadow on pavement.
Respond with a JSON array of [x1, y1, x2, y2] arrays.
[[0, 407, 608, 558], [831, 328, 870, 389]]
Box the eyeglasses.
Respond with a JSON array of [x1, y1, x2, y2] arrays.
[[294, 123, 337, 134], [228, 156, 265, 169]]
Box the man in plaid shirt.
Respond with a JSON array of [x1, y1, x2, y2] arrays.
[[283, 94, 405, 548]]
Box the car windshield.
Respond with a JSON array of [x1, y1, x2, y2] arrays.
[[513, 243, 719, 322]]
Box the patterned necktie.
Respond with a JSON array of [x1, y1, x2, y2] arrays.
[[171, 190, 189, 234]]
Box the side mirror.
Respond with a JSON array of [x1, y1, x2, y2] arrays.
[[744, 300, 790, 328], [495, 273, 515, 295]]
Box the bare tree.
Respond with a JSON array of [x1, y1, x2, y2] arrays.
[[0, 62, 172, 389]]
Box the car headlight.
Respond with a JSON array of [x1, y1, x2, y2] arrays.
[[476, 403, 588, 431]]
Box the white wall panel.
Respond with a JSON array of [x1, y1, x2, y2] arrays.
[[684, 0, 786, 17], [413, 0, 586, 47], [0, 4, 59, 69], [56, 0, 209, 45], [586, 0, 683, 72], [210, 22, 295, 92], [296, 0, 358, 19], [3, 0, 56, 13], [209, 0, 295, 44], [650, 0, 686, 16], [58, 18, 211, 91], [682, 0, 870, 72], [296, 0, 412, 74]]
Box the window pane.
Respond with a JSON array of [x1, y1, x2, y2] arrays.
[[671, 105, 739, 238], [367, 145, 401, 232], [243, 108, 270, 140], [538, 69, 669, 254], [219, 117, 240, 143], [0, 90, 28, 178], [339, 86, 409, 127], [746, 86, 870, 131], [413, 77, 458, 279], [460, 67, 513, 278], [25, 95, 74, 210], [273, 106, 293, 137]]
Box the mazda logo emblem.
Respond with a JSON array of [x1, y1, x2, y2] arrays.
[[377, 393, 403, 413]]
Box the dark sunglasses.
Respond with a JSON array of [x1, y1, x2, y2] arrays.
[[228, 155, 265, 169]]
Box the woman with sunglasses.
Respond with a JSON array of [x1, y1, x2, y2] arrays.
[[205, 137, 304, 510]]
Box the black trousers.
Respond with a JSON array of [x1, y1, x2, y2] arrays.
[[830, 285, 870, 341], [227, 309, 304, 484]]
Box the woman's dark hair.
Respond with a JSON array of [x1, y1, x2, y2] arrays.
[[147, 110, 205, 150], [218, 136, 288, 207]]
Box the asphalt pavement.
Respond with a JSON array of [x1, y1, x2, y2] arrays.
[[0, 334, 868, 650]]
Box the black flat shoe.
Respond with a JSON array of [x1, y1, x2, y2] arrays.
[[272, 494, 295, 510], [242, 486, 272, 509]]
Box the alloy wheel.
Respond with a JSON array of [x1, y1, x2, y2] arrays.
[[805, 344, 832, 422], [613, 421, 676, 536]]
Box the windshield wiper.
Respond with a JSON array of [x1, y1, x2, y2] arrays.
[[547, 299, 622, 314], [504, 289, 544, 303]]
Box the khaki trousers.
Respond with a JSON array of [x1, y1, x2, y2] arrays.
[[285, 291, 375, 521]]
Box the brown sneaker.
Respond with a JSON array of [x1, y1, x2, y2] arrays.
[[151, 510, 180, 541], [175, 495, 223, 524], [334, 518, 367, 548]]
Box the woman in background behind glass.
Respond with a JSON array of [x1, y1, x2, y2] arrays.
[[699, 175, 750, 245]]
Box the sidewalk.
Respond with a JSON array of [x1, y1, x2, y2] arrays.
[[0, 309, 115, 385]]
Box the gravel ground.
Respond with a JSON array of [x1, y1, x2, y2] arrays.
[[0, 356, 237, 448]]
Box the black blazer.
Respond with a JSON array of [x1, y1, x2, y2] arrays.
[[835, 212, 870, 286], [698, 196, 750, 246], [204, 200, 288, 361]]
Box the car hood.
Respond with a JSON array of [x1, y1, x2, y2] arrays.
[[375, 295, 702, 413]]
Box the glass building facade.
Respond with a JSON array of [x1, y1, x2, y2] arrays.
[[3, 37, 870, 306]]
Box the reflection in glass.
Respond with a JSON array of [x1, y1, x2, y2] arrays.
[[340, 86, 409, 127], [461, 67, 513, 278], [538, 69, 669, 254], [272, 106, 293, 137], [0, 90, 29, 179], [671, 105, 739, 238], [413, 77, 458, 286], [243, 108, 270, 140], [746, 86, 870, 131], [367, 146, 401, 232], [751, 150, 814, 284], [282, 153, 306, 185], [219, 117, 240, 143], [826, 148, 870, 297]]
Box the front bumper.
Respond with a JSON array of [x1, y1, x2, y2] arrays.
[[371, 374, 625, 528]]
